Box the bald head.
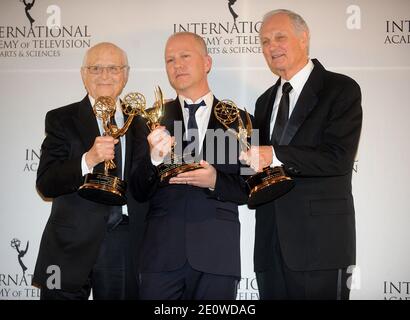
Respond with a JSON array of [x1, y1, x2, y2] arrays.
[[166, 32, 208, 56], [81, 42, 129, 100], [82, 42, 128, 67]]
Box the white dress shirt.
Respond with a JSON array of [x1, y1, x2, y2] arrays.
[[270, 59, 314, 166], [179, 91, 214, 153]]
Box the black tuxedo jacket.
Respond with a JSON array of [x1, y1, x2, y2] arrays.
[[32, 96, 148, 292], [130, 97, 249, 278], [253, 59, 362, 272]]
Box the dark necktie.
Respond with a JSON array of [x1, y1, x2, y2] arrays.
[[184, 100, 205, 130], [184, 100, 205, 148], [107, 114, 123, 231], [271, 82, 293, 145]]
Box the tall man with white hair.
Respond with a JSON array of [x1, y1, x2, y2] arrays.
[[242, 9, 362, 299], [33, 42, 147, 300]]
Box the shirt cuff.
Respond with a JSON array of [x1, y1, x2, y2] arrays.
[[151, 157, 164, 166], [270, 146, 283, 167], [81, 153, 93, 175]]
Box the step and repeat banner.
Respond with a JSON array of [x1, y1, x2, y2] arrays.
[[0, 0, 409, 300]]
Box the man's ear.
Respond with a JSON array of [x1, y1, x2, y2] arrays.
[[205, 55, 212, 74], [123, 69, 130, 86], [300, 31, 309, 51], [80, 67, 87, 84]]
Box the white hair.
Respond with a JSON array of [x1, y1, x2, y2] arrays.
[[261, 9, 310, 53]]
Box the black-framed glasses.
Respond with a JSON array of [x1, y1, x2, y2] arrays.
[[84, 65, 129, 75]]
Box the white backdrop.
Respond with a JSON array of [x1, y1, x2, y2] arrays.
[[1, 0, 409, 300]]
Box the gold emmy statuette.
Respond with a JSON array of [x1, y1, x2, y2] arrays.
[[78, 93, 145, 205], [214, 100, 294, 208], [139, 86, 202, 184]]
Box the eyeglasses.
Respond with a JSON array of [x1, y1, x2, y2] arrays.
[[84, 65, 129, 75]]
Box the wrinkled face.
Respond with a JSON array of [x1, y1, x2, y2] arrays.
[[260, 13, 308, 79], [81, 44, 129, 100], [164, 34, 212, 98]]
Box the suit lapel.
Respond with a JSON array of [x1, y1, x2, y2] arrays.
[[204, 96, 243, 166], [116, 99, 137, 178], [162, 98, 184, 137], [259, 79, 280, 145], [206, 97, 222, 132], [281, 59, 324, 145], [73, 95, 100, 151], [124, 112, 133, 178], [160, 98, 185, 159]]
